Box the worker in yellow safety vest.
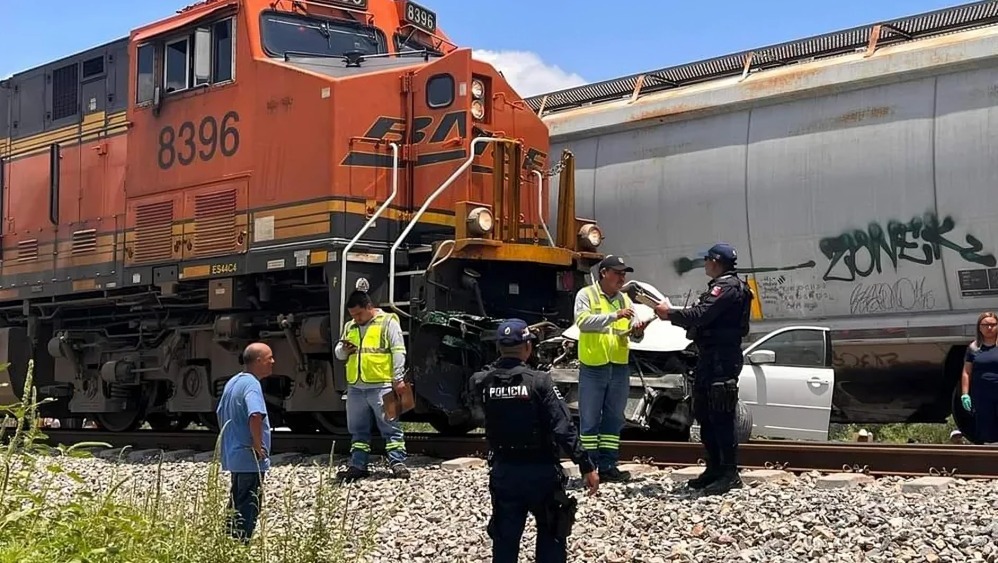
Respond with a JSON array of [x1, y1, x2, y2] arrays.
[[573, 255, 646, 482], [334, 290, 409, 481]]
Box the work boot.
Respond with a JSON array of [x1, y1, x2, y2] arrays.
[[599, 466, 632, 483], [390, 463, 410, 480], [337, 466, 370, 483], [686, 466, 720, 490], [702, 469, 742, 495]]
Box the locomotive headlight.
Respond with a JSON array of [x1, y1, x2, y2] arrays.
[[471, 79, 485, 99], [578, 223, 603, 249], [471, 100, 485, 120], [467, 206, 494, 236]]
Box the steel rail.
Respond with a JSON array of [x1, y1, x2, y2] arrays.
[[23, 430, 998, 479]]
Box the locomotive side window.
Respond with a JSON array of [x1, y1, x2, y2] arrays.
[[260, 12, 386, 59], [426, 74, 453, 108], [136, 44, 156, 104], [136, 17, 236, 104], [213, 19, 234, 83], [164, 38, 190, 93]]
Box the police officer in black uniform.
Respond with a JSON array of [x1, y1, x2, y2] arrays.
[[654, 243, 753, 495], [467, 318, 600, 563]]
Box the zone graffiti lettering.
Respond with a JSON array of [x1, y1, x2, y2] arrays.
[[671, 213, 996, 283], [819, 213, 995, 282]]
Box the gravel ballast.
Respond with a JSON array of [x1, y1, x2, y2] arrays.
[[22, 451, 998, 563]]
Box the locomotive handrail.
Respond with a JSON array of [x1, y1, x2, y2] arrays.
[[532, 169, 554, 247], [339, 142, 400, 333], [387, 136, 514, 318]]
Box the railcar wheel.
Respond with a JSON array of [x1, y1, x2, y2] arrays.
[[146, 413, 192, 431], [198, 413, 220, 433], [313, 412, 348, 434], [428, 416, 477, 436], [284, 413, 320, 433], [95, 410, 145, 433]]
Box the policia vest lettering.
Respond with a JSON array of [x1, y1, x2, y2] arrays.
[[342, 312, 403, 385], [577, 284, 633, 366]]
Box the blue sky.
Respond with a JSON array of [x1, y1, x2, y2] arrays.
[[0, 0, 968, 96]]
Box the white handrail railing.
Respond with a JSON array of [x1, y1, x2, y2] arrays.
[[338, 142, 399, 333], [533, 169, 554, 247], [387, 137, 506, 317]]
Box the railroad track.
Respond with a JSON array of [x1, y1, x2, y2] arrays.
[[24, 429, 998, 480]]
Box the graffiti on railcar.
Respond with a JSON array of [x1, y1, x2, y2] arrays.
[[848, 276, 936, 315], [818, 213, 995, 282]]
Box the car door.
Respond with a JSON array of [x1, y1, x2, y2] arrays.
[[740, 326, 834, 441]]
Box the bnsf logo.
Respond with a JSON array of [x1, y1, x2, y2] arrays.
[[342, 111, 546, 171]]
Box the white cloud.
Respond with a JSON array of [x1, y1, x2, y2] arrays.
[[471, 50, 586, 98]]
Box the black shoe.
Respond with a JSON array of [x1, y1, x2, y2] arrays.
[[337, 466, 370, 482], [686, 467, 720, 490], [599, 467, 632, 482], [702, 470, 743, 495], [390, 464, 410, 479]]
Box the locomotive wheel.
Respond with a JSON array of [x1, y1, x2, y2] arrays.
[[312, 412, 349, 434], [95, 410, 145, 433]]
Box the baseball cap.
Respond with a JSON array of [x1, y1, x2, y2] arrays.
[[699, 243, 738, 265], [598, 255, 634, 273], [496, 318, 538, 346]]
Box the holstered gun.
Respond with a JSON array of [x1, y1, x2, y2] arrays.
[[543, 487, 578, 540]]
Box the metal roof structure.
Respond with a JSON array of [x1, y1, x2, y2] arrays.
[[524, 1, 998, 115]]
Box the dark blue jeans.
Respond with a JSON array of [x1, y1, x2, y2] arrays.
[[228, 471, 264, 542], [488, 462, 566, 563], [577, 362, 630, 471]]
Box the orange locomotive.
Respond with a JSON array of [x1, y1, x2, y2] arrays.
[[0, 0, 606, 433]]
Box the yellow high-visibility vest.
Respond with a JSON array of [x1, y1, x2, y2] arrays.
[[576, 284, 632, 366], [342, 312, 404, 385]]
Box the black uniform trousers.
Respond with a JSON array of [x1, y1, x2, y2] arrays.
[[488, 461, 566, 563], [692, 345, 744, 471]]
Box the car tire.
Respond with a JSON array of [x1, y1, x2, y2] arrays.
[[735, 400, 753, 443]]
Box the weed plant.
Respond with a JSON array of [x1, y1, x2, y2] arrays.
[[0, 359, 377, 562]]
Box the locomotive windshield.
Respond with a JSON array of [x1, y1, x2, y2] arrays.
[[261, 12, 387, 58]]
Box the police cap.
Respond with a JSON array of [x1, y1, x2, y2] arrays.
[[699, 243, 738, 266], [496, 318, 538, 346]]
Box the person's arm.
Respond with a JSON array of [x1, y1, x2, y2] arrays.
[[386, 316, 407, 384], [961, 344, 975, 411], [334, 324, 356, 361], [535, 373, 595, 474], [245, 385, 268, 460], [575, 288, 630, 332], [661, 284, 736, 329], [534, 372, 599, 494]]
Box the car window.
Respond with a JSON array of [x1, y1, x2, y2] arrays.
[[754, 329, 826, 367]]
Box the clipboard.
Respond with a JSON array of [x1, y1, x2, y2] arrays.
[[383, 383, 416, 421]]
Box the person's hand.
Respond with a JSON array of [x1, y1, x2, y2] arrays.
[[961, 393, 972, 412], [616, 308, 635, 320], [631, 320, 646, 336], [654, 301, 671, 320], [253, 445, 268, 460], [341, 341, 357, 355], [393, 379, 407, 394], [583, 470, 599, 496]]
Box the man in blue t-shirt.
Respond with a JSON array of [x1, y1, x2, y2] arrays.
[[216, 342, 275, 542]]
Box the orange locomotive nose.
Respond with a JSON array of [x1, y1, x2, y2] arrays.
[[0, 0, 606, 436]]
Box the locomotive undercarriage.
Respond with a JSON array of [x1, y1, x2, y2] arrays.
[[1, 243, 593, 435]]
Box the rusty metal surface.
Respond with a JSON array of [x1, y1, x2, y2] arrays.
[[524, 1, 998, 115], [29, 430, 998, 479]]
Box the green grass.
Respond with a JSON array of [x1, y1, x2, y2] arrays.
[[1, 359, 378, 563], [828, 416, 961, 444]]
